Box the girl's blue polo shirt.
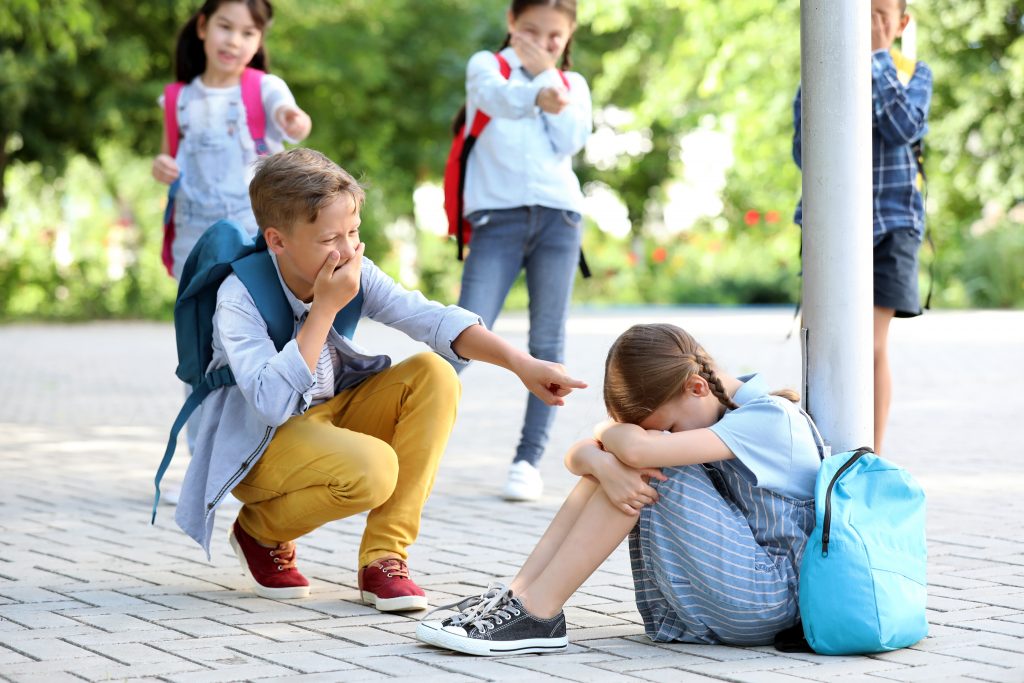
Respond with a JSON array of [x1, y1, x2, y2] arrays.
[[708, 374, 820, 500]]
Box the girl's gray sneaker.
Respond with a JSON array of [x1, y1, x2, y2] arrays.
[[416, 583, 508, 646], [418, 587, 567, 656]]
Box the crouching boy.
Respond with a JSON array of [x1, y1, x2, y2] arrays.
[[174, 148, 585, 611]]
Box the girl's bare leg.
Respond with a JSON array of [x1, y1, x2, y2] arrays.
[[510, 477, 600, 593], [516, 486, 638, 618], [873, 306, 895, 453]]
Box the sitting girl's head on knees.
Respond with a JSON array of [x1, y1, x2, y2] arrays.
[[603, 323, 799, 433]]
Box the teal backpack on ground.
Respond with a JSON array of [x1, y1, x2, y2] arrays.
[[151, 219, 363, 522], [798, 446, 929, 654]]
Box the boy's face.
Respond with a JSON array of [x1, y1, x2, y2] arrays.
[[871, 0, 910, 51], [265, 194, 362, 302]]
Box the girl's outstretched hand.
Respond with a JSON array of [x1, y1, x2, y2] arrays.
[[276, 105, 312, 141], [514, 357, 587, 406], [152, 154, 180, 185]]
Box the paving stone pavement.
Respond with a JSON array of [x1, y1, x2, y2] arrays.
[[1, 307, 1023, 683]]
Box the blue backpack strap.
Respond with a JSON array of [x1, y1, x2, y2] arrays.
[[152, 365, 235, 523], [232, 248, 294, 351], [234, 248, 364, 343], [334, 288, 363, 339], [798, 406, 829, 461]]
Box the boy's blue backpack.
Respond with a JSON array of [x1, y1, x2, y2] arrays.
[[798, 446, 928, 654], [151, 219, 363, 522]]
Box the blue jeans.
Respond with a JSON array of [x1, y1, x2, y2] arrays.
[[456, 206, 582, 466]]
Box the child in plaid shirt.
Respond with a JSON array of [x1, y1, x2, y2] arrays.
[[792, 0, 932, 453]]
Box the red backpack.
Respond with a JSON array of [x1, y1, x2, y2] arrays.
[[161, 67, 270, 277], [443, 55, 575, 258]]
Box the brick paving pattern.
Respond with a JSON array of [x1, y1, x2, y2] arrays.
[[1, 308, 1022, 682]]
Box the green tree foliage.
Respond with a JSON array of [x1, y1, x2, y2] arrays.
[[914, 1, 1024, 305], [1, 0, 1022, 319], [0, 0, 190, 208], [268, 0, 507, 251], [577, 0, 802, 232]]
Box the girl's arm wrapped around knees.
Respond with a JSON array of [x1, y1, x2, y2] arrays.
[[596, 421, 735, 469], [565, 438, 666, 516]]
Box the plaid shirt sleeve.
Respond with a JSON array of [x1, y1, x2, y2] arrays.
[[871, 50, 933, 145], [792, 86, 803, 169]]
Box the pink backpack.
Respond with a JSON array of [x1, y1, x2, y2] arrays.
[[161, 67, 269, 277]]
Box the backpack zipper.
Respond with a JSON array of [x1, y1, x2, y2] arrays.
[[821, 447, 873, 556]]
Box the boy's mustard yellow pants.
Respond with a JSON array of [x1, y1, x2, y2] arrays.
[[231, 352, 460, 568]]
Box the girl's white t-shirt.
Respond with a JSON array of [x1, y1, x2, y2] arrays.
[[708, 374, 821, 500], [462, 47, 593, 216]]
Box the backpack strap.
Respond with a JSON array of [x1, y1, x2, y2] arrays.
[[152, 364, 235, 523], [455, 53, 514, 259], [797, 406, 829, 461], [233, 247, 294, 351], [464, 54, 512, 138], [233, 248, 365, 343], [241, 67, 269, 156], [163, 82, 185, 158]]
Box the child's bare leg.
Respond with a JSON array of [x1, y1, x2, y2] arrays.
[[873, 306, 895, 453], [510, 477, 600, 593], [516, 486, 637, 618]]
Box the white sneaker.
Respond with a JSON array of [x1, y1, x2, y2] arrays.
[[161, 484, 182, 506], [501, 461, 543, 501]]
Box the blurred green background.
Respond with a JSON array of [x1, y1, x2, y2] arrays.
[[1, 0, 1022, 321]]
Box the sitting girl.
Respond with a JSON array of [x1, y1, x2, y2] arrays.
[[417, 322, 822, 655]]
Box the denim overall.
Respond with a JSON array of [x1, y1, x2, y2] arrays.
[[171, 83, 261, 281]]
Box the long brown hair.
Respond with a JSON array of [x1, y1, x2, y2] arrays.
[[175, 0, 274, 83], [452, 0, 577, 135], [603, 323, 799, 425]]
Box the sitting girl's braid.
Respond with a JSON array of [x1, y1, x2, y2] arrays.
[[696, 352, 740, 411]]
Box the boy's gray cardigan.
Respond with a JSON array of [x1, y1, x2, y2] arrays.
[[174, 254, 480, 555]]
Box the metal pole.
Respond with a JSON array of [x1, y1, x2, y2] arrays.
[[800, 0, 874, 452]]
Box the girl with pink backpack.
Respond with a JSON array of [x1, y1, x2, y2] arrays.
[[152, 0, 311, 280]]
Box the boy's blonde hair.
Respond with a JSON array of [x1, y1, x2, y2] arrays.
[[249, 148, 365, 233]]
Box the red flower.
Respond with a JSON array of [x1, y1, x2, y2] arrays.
[[744, 210, 760, 226], [765, 210, 781, 224], [652, 246, 667, 263]]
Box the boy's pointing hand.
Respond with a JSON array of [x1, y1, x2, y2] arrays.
[[516, 358, 587, 407]]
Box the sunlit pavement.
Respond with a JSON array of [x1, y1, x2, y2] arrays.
[[1, 307, 1023, 682]]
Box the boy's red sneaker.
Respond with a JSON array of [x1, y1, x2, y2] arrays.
[[228, 520, 310, 599], [358, 558, 428, 611]]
